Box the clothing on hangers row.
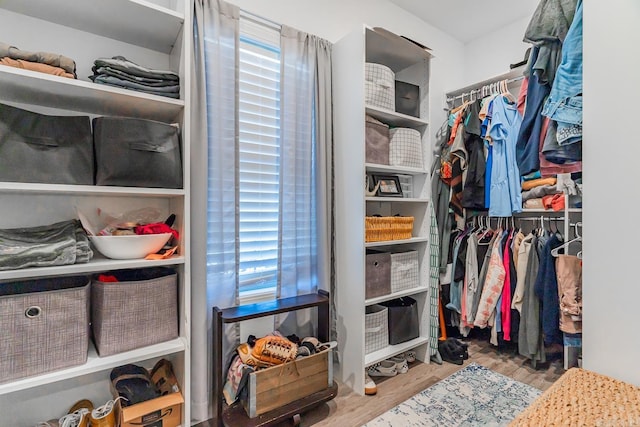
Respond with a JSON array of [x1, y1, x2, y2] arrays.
[[440, 216, 582, 367]]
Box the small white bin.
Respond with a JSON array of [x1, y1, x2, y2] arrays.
[[365, 304, 389, 354], [390, 128, 423, 169], [365, 63, 395, 111]]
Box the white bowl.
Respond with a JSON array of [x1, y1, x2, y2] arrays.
[[89, 233, 172, 260]]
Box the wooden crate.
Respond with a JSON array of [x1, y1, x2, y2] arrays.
[[243, 349, 333, 418]]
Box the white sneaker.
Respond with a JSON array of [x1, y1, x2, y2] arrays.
[[388, 355, 409, 374], [404, 350, 416, 363], [364, 372, 377, 395], [367, 360, 397, 377]]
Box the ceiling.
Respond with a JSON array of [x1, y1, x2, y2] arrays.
[[388, 0, 539, 43]]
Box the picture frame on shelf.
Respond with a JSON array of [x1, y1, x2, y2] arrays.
[[372, 174, 403, 197]]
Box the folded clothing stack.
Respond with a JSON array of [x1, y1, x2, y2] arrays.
[[90, 56, 180, 99], [0, 219, 92, 270], [0, 41, 76, 78]]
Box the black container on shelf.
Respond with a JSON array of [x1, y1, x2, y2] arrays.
[[395, 81, 420, 118], [380, 296, 419, 344]]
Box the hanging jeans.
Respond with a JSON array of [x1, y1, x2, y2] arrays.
[[542, 0, 583, 144]]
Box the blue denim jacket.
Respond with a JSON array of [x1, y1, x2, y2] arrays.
[[542, 0, 583, 125]]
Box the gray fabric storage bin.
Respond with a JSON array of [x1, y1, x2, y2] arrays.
[[0, 102, 93, 184], [91, 267, 178, 356], [395, 81, 420, 118], [381, 296, 419, 345], [365, 304, 388, 354], [390, 250, 419, 293], [365, 250, 391, 299], [0, 275, 90, 384], [93, 116, 182, 188], [365, 115, 389, 165]]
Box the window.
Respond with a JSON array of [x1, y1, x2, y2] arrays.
[[238, 17, 281, 297]]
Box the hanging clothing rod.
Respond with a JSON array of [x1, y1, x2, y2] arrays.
[[446, 75, 525, 105]]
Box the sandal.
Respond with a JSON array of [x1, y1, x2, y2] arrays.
[[110, 364, 160, 407], [150, 359, 179, 396]]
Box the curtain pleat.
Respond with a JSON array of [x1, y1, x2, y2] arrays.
[[191, 0, 240, 422]]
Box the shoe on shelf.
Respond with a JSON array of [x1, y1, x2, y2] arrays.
[[367, 360, 397, 377], [364, 372, 377, 395], [58, 409, 90, 427], [404, 350, 417, 363], [89, 397, 125, 427], [387, 355, 409, 374]]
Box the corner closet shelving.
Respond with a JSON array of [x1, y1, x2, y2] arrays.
[[0, 0, 191, 425], [333, 25, 432, 395], [445, 67, 583, 370]]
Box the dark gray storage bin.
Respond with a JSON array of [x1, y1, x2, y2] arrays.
[[365, 115, 389, 165], [365, 250, 391, 299], [395, 81, 420, 118], [91, 267, 178, 356], [0, 102, 93, 184], [93, 116, 183, 188], [381, 296, 419, 345], [0, 275, 90, 384]]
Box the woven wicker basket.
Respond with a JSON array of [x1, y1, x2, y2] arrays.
[[365, 216, 414, 242]]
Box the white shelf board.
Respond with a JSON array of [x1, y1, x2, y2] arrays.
[[366, 286, 429, 306], [0, 337, 185, 395], [365, 237, 428, 248], [365, 336, 429, 367], [0, 66, 184, 122], [0, 0, 184, 54], [366, 105, 428, 128], [366, 197, 428, 203], [0, 181, 185, 197], [518, 209, 567, 214], [0, 255, 185, 281], [445, 65, 526, 98], [365, 163, 427, 176]]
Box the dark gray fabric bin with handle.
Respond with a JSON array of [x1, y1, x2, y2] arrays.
[[91, 267, 178, 356], [0, 275, 90, 384], [395, 81, 420, 118], [93, 116, 182, 188], [0, 102, 93, 184], [381, 296, 419, 345], [365, 250, 391, 299]]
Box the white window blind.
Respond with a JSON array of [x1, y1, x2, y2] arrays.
[[238, 18, 281, 296]]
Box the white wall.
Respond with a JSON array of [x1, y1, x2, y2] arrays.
[[461, 16, 530, 86], [226, 0, 466, 147], [583, 0, 640, 386]]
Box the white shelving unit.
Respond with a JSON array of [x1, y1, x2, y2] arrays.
[[0, 1, 191, 425], [333, 25, 432, 395]]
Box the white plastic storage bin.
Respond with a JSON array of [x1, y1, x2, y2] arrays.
[[365, 304, 389, 354], [365, 63, 395, 111], [390, 250, 419, 293], [389, 128, 423, 169]]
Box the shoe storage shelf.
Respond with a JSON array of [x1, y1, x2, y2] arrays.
[[0, 0, 191, 425], [333, 25, 433, 395], [213, 291, 337, 427]]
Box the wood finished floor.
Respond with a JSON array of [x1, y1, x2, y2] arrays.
[[196, 338, 565, 427]]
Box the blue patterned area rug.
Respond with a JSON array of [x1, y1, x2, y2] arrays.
[[363, 363, 541, 427]]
